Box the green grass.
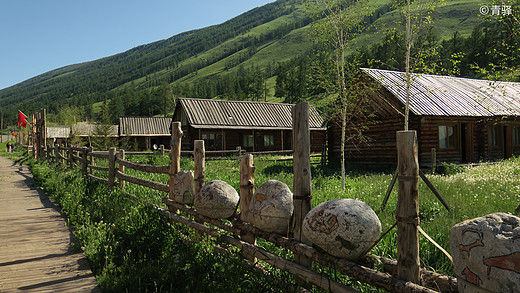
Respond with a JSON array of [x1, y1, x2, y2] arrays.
[[113, 153, 520, 277], [28, 153, 294, 292], [22, 149, 520, 291]]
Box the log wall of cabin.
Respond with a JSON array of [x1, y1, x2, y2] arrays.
[[330, 114, 509, 166], [417, 117, 478, 165], [180, 128, 325, 153], [330, 116, 412, 165]]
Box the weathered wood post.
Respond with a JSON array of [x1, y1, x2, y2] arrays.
[[81, 148, 88, 175], [68, 146, 74, 168], [118, 149, 125, 188], [35, 112, 41, 159], [41, 109, 47, 158], [108, 147, 117, 190], [169, 122, 183, 214], [193, 140, 205, 240], [60, 145, 65, 165], [31, 114, 36, 158], [239, 154, 256, 262], [159, 144, 165, 156], [89, 147, 94, 175], [193, 140, 205, 196], [396, 130, 420, 284], [292, 102, 313, 286]]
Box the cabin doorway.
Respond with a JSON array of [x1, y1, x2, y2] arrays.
[[461, 123, 474, 163]]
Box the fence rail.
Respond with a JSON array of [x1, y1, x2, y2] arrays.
[[26, 106, 456, 293]]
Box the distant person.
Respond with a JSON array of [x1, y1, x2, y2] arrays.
[[6, 142, 11, 152]]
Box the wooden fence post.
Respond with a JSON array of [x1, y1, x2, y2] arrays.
[[193, 140, 205, 240], [159, 144, 165, 156], [31, 114, 36, 159], [89, 147, 94, 175], [41, 109, 47, 158], [81, 148, 88, 175], [193, 140, 205, 195], [119, 149, 125, 188], [396, 130, 420, 284], [35, 112, 41, 159], [169, 122, 183, 214], [108, 147, 116, 190], [239, 154, 257, 262], [68, 147, 74, 168], [292, 102, 313, 286]]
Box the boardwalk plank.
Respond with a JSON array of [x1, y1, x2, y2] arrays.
[[0, 156, 100, 292]]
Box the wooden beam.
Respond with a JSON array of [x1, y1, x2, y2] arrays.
[[396, 131, 420, 284], [193, 140, 205, 196], [108, 147, 116, 190], [169, 122, 183, 214], [292, 102, 312, 287], [239, 154, 256, 262]]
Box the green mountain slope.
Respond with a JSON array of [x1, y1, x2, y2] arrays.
[[0, 0, 485, 123]]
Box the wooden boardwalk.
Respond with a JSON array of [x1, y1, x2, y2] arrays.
[[0, 156, 100, 292]]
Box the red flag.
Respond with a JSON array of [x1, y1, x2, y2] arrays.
[[17, 110, 27, 127], [23, 133, 26, 137]]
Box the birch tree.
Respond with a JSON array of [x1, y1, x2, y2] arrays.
[[307, 0, 374, 189], [393, 0, 445, 130]]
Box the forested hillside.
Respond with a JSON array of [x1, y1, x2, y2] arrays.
[[1, 0, 511, 125]]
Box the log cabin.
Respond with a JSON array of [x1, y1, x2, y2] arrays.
[[71, 122, 119, 147], [173, 98, 326, 152], [119, 117, 172, 150], [330, 68, 520, 167], [46, 126, 70, 145]]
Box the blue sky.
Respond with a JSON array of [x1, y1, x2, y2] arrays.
[[0, 0, 275, 90]]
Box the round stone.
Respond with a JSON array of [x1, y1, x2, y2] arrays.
[[248, 180, 293, 234], [194, 180, 239, 219], [302, 198, 381, 260], [450, 213, 520, 292]]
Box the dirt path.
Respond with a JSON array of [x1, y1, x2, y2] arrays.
[[0, 156, 100, 292]]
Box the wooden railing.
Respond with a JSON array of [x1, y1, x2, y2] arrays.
[[27, 105, 456, 293]]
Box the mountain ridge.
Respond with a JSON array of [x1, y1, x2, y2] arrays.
[[0, 0, 485, 124]]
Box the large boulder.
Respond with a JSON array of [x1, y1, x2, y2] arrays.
[[302, 198, 381, 260], [450, 212, 520, 293], [194, 180, 239, 219], [248, 180, 293, 234]]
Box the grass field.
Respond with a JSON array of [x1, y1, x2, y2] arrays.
[[19, 147, 520, 292]]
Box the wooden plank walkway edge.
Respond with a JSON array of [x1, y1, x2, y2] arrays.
[[0, 156, 100, 293]]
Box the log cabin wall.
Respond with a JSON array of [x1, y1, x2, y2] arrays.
[[179, 128, 326, 153]]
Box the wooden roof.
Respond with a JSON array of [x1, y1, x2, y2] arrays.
[[178, 98, 326, 130], [362, 68, 520, 117], [119, 117, 172, 136], [72, 122, 119, 137], [46, 126, 70, 139]]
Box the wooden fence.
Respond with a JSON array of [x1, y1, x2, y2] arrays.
[[28, 104, 457, 293]]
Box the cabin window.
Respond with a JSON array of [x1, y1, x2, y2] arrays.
[[264, 135, 275, 147], [488, 126, 500, 147], [202, 133, 215, 149], [438, 125, 455, 149], [243, 135, 253, 147], [514, 127, 520, 145]]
